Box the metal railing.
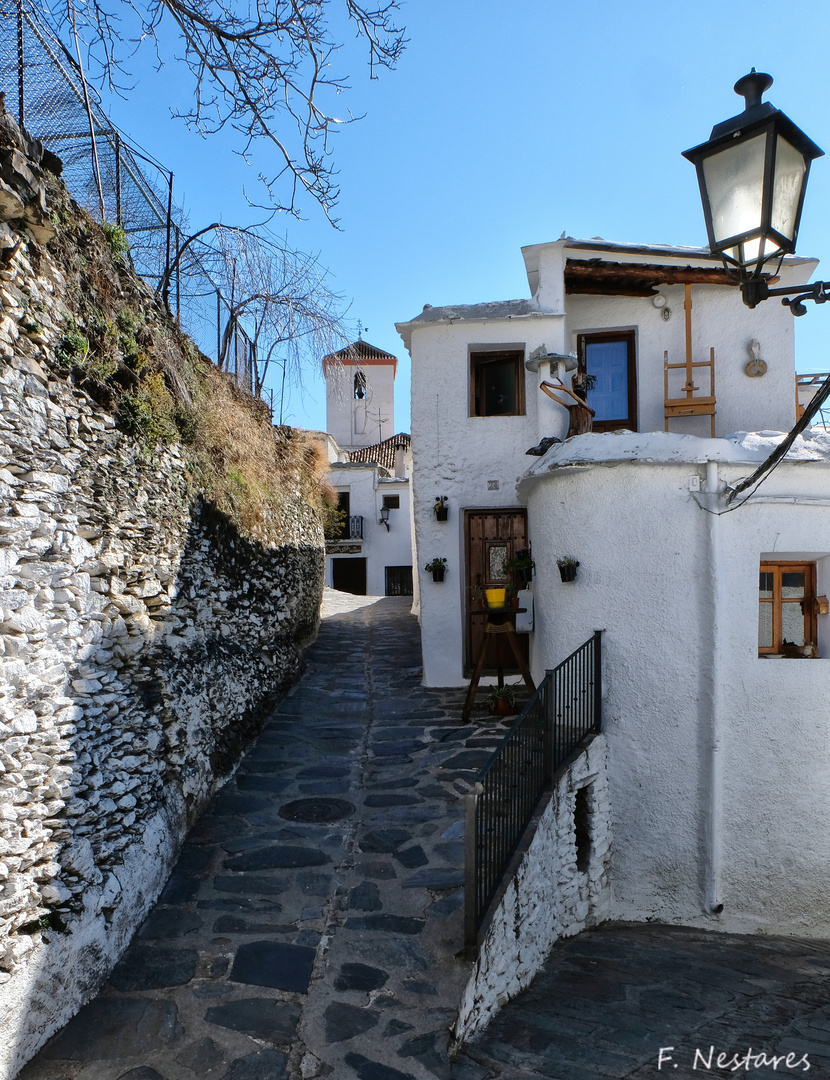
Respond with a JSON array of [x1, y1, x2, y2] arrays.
[[464, 630, 602, 954], [0, 0, 257, 392], [347, 515, 364, 540]]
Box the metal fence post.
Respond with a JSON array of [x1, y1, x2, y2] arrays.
[[464, 783, 482, 959], [114, 133, 122, 225], [593, 630, 603, 731], [543, 670, 553, 784], [216, 290, 222, 365], [16, 0, 24, 129]]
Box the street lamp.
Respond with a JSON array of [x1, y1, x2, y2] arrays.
[[683, 70, 826, 312]]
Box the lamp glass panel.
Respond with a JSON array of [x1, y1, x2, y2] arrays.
[[702, 132, 767, 245], [724, 236, 782, 268], [771, 135, 807, 242]]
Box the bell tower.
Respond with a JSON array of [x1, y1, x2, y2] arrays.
[[323, 340, 398, 450]]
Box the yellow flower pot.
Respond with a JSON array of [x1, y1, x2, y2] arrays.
[[485, 587, 506, 608]]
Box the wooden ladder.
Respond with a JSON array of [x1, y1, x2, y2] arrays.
[[664, 283, 716, 437]]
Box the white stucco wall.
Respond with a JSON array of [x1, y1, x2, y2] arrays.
[[409, 320, 558, 685], [454, 735, 611, 1044], [325, 464, 412, 596], [399, 239, 806, 687], [325, 361, 397, 451], [564, 279, 797, 436], [522, 435, 830, 936]]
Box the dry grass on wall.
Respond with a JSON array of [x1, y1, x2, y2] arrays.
[[40, 174, 331, 544], [191, 370, 335, 540]]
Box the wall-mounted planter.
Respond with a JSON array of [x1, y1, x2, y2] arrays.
[[434, 496, 449, 522], [435, 508, 449, 521], [425, 558, 447, 582], [558, 560, 579, 583]]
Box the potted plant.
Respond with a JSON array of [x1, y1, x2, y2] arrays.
[[485, 684, 519, 717], [505, 548, 535, 587], [433, 496, 449, 521], [425, 557, 448, 582], [485, 586, 507, 608], [557, 557, 579, 583]]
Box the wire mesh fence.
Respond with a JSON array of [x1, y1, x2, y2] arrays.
[[0, 0, 256, 392]]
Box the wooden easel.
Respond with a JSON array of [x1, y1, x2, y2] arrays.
[[664, 283, 716, 437], [461, 609, 535, 722]]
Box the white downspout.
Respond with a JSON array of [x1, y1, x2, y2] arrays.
[[705, 460, 724, 915]]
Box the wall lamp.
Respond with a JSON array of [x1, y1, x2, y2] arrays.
[[683, 70, 826, 314], [379, 505, 390, 530]]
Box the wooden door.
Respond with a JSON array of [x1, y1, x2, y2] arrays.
[[464, 509, 529, 673]]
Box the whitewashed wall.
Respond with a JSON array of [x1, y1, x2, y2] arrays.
[[326, 464, 412, 596], [399, 239, 806, 687], [455, 735, 611, 1043], [324, 361, 396, 451], [522, 433, 830, 936], [408, 319, 554, 686]]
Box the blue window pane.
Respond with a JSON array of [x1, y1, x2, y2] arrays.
[[586, 341, 629, 422]]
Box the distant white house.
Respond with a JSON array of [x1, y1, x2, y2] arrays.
[[318, 340, 414, 598], [396, 236, 830, 939]]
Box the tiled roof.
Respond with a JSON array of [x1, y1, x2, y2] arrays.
[[322, 339, 398, 368], [348, 432, 411, 473]]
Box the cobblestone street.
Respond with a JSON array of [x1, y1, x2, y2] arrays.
[[455, 923, 830, 1079], [19, 591, 506, 1080], [17, 591, 830, 1080]]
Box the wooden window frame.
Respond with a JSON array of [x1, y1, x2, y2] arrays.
[[758, 560, 817, 656], [577, 330, 638, 432], [470, 350, 526, 417], [382, 494, 400, 510]]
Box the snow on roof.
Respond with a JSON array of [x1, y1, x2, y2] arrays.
[[518, 429, 830, 491], [395, 299, 542, 350]]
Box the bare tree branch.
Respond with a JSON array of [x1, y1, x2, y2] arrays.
[[178, 224, 347, 403], [47, 0, 406, 220]]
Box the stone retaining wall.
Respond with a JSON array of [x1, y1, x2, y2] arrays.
[[454, 735, 611, 1044], [0, 125, 324, 1076]]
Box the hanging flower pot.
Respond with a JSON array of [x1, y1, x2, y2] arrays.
[[504, 549, 534, 588], [433, 496, 449, 522], [425, 557, 447, 582], [557, 558, 579, 583]]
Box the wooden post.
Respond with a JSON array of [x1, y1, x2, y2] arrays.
[[684, 283, 697, 394]]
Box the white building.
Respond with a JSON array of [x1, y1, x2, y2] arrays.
[[320, 340, 414, 597], [396, 236, 830, 937]]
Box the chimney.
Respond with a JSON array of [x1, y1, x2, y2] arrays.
[[394, 441, 406, 478]]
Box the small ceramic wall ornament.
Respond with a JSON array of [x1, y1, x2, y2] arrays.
[[745, 339, 767, 378]]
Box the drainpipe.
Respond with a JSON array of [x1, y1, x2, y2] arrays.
[[705, 460, 724, 915]]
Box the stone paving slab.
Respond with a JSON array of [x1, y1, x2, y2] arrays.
[[18, 592, 510, 1080], [453, 923, 830, 1079]]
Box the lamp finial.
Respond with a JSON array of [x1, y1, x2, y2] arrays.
[[734, 69, 773, 111]]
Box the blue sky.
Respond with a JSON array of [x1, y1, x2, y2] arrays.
[[97, 1, 830, 433]]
